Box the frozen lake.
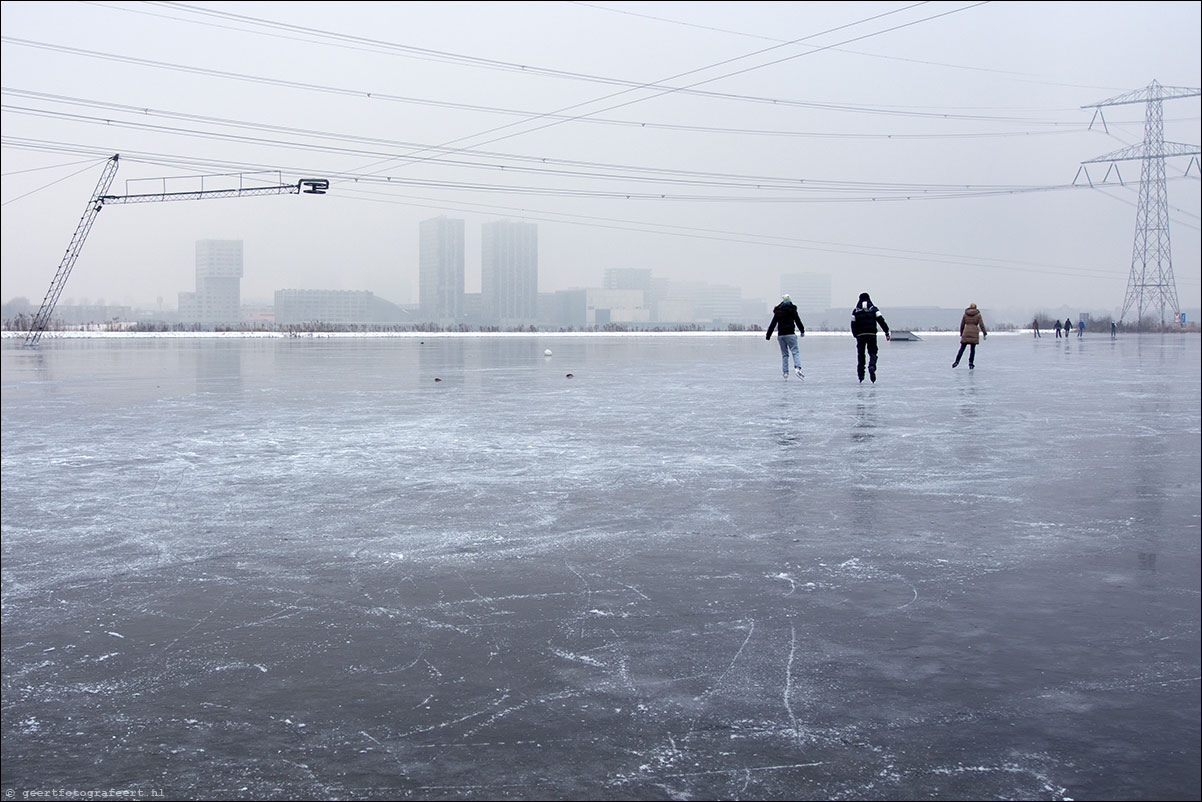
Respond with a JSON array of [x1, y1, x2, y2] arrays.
[[2, 331, 1199, 801]]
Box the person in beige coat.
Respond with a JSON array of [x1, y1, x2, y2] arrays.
[[952, 303, 987, 369]]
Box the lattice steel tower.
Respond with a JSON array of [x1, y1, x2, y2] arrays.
[[1080, 81, 1200, 327]]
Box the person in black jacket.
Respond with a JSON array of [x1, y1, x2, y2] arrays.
[[850, 292, 891, 383], [766, 294, 806, 379]]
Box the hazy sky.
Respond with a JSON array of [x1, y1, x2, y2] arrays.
[[2, 1, 1199, 316]]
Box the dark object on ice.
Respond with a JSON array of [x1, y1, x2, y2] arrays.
[[434, 377, 442, 382], [851, 292, 890, 382], [566, 373, 574, 378]]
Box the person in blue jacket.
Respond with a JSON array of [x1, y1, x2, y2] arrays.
[[851, 292, 891, 383], [766, 294, 806, 379]]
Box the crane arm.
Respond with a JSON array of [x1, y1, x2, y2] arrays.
[[99, 178, 328, 204], [23, 156, 327, 347]]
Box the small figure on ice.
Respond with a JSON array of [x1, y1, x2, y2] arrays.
[[766, 294, 806, 379], [850, 292, 890, 383], [952, 302, 987, 370]]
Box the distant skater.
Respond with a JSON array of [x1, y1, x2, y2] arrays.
[[1054, 320, 1062, 338], [1077, 319, 1085, 338], [766, 294, 806, 379], [1064, 318, 1073, 340], [1111, 321, 1117, 339], [850, 292, 891, 383], [1032, 318, 1041, 338], [952, 302, 987, 369]]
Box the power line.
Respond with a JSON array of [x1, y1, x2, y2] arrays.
[[3, 125, 1097, 203], [3, 139, 1191, 291], [322, 183, 1160, 285], [1, 94, 1088, 195], [570, 1, 1143, 95], [1, 34, 1075, 125], [337, 2, 1000, 179], [2, 135, 1172, 285], [0, 84, 1097, 142], [0, 156, 112, 207], [1, 155, 106, 178], [140, 2, 1035, 120]]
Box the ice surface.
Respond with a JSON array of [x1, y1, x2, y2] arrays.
[[2, 332, 1199, 800]]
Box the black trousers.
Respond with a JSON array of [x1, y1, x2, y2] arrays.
[[954, 342, 976, 366], [856, 335, 879, 378]]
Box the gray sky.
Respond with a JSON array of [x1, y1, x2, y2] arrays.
[[2, 1, 1199, 316]]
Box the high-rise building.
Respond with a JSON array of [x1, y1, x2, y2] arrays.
[[419, 216, 465, 322], [604, 267, 653, 294], [179, 239, 243, 324], [482, 220, 538, 324], [693, 282, 743, 323], [780, 272, 831, 316], [274, 289, 374, 325]]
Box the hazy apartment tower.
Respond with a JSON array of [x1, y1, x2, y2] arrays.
[[482, 220, 538, 324], [668, 280, 741, 323], [274, 289, 374, 325], [603, 268, 653, 294], [179, 240, 243, 324], [419, 216, 465, 321], [781, 272, 832, 316]]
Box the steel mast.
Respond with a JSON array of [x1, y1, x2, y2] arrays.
[[1080, 81, 1200, 328], [23, 155, 328, 346], [24, 155, 121, 347]]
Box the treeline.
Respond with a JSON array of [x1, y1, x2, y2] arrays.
[[1, 316, 768, 334], [5, 314, 1197, 335]]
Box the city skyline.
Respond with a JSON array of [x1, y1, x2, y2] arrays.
[[2, 3, 1199, 318]]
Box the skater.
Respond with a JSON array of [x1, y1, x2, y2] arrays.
[[850, 292, 890, 383], [1064, 318, 1073, 339], [1111, 321, 1117, 339], [1077, 319, 1085, 338], [1032, 318, 1041, 338], [766, 294, 806, 379], [952, 302, 987, 369], [1054, 319, 1062, 338]]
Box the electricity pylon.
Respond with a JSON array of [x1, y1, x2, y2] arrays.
[[1079, 81, 1200, 328]]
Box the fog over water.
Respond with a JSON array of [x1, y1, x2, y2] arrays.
[[1, 2, 1199, 320]]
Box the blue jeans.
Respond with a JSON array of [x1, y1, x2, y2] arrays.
[[778, 334, 801, 373]]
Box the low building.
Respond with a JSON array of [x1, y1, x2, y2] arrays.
[[274, 289, 374, 325]]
